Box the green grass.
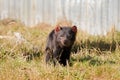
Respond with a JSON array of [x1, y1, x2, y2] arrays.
[[0, 22, 120, 80]]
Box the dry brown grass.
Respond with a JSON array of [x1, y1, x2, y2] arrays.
[[0, 19, 120, 80]]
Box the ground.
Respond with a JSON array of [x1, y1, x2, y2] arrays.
[[0, 20, 120, 80]]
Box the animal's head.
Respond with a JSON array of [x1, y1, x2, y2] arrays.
[[54, 25, 77, 47]]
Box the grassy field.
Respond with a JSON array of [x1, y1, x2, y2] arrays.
[[0, 20, 120, 80]]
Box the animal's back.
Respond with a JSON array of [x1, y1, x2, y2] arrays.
[[45, 30, 55, 51]]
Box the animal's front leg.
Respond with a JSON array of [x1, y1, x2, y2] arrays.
[[59, 48, 71, 66], [53, 48, 62, 66]]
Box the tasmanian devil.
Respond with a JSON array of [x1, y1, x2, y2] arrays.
[[45, 25, 77, 66]]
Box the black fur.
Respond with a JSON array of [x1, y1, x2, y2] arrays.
[[45, 26, 77, 66]]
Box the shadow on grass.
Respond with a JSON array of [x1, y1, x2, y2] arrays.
[[21, 46, 42, 61], [71, 55, 116, 66], [72, 39, 119, 53], [0, 46, 42, 61]]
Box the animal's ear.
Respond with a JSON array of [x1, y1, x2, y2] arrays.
[[72, 25, 77, 33], [55, 26, 62, 33]]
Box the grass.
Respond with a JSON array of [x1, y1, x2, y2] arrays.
[[0, 20, 120, 80]]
